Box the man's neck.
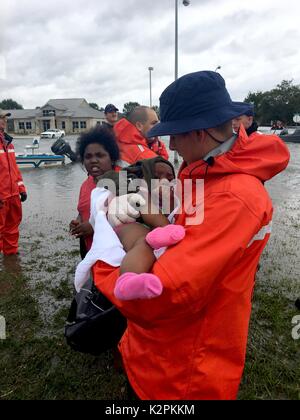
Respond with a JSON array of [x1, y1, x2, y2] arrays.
[[203, 133, 237, 161]]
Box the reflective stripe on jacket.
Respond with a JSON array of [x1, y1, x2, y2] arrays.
[[0, 133, 26, 200], [93, 126, 290, 400]]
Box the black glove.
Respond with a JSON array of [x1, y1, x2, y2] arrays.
[[20, 192, 27, 202]]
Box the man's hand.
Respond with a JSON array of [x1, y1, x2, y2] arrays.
[[70, 221, 94, 238], [20, 192, 27, 202], [107, 193, 146, 227]]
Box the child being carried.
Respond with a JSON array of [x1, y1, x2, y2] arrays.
[[75, 157, 185, 300]]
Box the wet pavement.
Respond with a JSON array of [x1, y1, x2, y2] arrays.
[[0, 136, 299, 331]]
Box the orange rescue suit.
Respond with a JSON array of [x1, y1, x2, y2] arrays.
[[114, 118, 158, 167], [0, 132, 26, 254], [93, 127, 290, 400]]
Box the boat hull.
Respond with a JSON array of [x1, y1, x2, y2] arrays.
[[280, 134, 300, 143], [16, 154, 65, 168]]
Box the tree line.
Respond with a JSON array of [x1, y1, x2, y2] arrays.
[[2, 79, 300, 124], [244, 80, 300, 125]]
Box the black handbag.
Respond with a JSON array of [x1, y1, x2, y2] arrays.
[[65, 278, 127, 355]]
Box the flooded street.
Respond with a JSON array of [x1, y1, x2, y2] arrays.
[[1, 136, 299, 331]]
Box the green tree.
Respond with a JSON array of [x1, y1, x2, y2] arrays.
[[89, 102, 99, 110], [244, 80, 300, 125], [122, 102, 140, 117], [0, 99, 23, 109]]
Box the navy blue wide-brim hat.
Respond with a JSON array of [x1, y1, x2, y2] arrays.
[[147, 71, 253, 137], [234, 101, 254, 116]]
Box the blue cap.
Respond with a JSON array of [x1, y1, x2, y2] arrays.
[[105, 104, 119, 113], [147, 71, 253, 137]]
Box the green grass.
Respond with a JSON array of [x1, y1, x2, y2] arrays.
[[0, 268, 299, 400], [238, 288, 300, 400], [0, 271, 127, 400]]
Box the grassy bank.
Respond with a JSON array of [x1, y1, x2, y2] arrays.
[[0, 270, 127, 400], [0, 263, 299, 400]]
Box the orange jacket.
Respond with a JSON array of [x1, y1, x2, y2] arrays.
[[0, 132, 26, 200], [114, 118, 157, 167], [149, 137, 169, 160], [93, 127, 290, 400]]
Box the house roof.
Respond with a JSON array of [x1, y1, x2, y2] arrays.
[[6, 109, 37, 119], [7, 98, 106, 119], [43, 98, 105, 118]]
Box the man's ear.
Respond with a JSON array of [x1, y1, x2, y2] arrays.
[[195, 130, 205, 142], [135, 121, 143, 132]]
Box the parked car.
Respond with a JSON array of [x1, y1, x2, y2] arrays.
[[40, 129, 65, 139]]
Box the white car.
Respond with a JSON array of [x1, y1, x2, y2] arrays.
[[40, 129, 65, 139]]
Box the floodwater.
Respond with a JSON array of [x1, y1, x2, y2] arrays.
[[0, 136, 299, 330]]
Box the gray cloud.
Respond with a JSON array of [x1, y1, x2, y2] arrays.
[[1, 0, 300, 109]]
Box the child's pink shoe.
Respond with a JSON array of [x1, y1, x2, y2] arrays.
[[114, 272, 163, 300], [145, 225, 185, 249]]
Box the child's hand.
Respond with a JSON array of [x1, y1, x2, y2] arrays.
[[69, 219, 80, 233], [70, 221, 94, 238]]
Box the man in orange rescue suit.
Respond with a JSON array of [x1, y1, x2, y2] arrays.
[[114, 105, 163, 168], [232, 103, 261, 140], [92, 71, 290, 400], [0, 110, 27, 255]]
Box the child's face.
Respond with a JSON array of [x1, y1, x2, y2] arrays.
[[153, 162, 174, 182], [83, 143, 113, 178]]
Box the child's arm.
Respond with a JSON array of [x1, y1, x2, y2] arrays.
[[141, 211, 169, 228], [138, 191, 169, 228]]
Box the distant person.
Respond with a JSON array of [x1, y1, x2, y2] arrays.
[[232, 104, 260, 139], [113, 106, 160, 168], [0, 110, 27, 255], [103, 104, 119, 131], [69, 126, 119, 258], [271, 120, 285, 132]]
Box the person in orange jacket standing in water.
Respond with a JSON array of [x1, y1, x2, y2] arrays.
[[0, 110, 27, 255]]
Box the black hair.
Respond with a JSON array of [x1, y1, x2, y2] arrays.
[[76, 125, 120, 164]]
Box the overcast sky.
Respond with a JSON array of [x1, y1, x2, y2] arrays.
[[1, 0, 300, 111]]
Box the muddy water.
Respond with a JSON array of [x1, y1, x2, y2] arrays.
[[0, 136, 299, 331]]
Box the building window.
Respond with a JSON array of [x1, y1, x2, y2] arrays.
[[97, 121, 101, 125], [61, 121, 66, 129], [80, 121, 87, 129], [26, 122, 32, 130], [73, 121, 79, 130], [43, 109, 56, 117], [19, 122, 25, 130]]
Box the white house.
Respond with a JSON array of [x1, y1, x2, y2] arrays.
[[6, 98, 106, 135]]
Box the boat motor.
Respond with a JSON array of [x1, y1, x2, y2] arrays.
[[51, 138, 78, 162]]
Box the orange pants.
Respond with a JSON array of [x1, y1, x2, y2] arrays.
[[0, 195, 22, 255]]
